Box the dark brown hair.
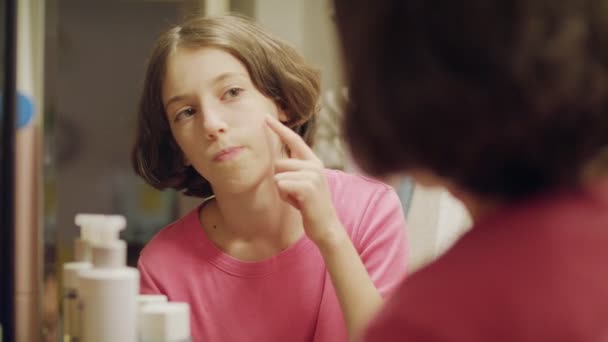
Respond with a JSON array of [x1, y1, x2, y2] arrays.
[[132, 14, 320, 198], [334, 0, 608, 201]]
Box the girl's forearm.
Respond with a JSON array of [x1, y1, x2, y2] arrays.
[[316, 228, 383, 341]]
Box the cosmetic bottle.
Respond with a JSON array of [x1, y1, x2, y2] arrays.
[[140, 302, 191, 342], [137, 294, 168, 340], [79, 215, 140, 342], [61, 213, 103, 342]]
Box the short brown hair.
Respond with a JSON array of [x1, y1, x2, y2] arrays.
[[132, 14, 320, 198], [334, 0, 608, 201]]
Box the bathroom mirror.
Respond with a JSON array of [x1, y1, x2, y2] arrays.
[[41, 1, 361, 340], [34, 1, 424, 341]]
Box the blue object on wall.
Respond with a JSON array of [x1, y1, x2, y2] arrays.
[[16, 92, 34, 129], [0, 91, 35, 129]]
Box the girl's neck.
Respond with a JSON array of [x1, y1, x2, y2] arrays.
[[200, 176, 304, 260]]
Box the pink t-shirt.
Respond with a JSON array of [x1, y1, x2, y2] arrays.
[[364, 182, 608, 341], [138, 169, 408, 342]]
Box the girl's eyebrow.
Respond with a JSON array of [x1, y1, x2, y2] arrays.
[[210, 72, 248, 85], [165, 94, 189, 110]]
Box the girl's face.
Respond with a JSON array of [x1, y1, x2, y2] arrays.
[[162, 47, 287, 194]]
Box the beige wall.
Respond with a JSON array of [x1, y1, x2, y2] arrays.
[[406, 186, 472, 273]]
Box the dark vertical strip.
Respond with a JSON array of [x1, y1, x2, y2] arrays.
[[0, 0, 17, 341]]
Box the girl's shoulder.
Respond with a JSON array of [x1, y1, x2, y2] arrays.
[[139, 206, 202, 263], [324, 168, 393, 196], [324, 168, 403, 237]]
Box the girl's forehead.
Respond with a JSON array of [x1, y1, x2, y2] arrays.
[[162, 47, 255, 103]]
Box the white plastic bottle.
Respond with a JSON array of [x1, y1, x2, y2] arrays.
[[137, 294, 168, 340], [140, 302, 191, 342], [62, 213, 103, 342], [137, 294, 168, 310], [78, 215, 140, 342]]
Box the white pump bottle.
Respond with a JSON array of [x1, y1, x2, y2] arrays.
[[61, 213, 104, 342], [78, 215, 140, 342]]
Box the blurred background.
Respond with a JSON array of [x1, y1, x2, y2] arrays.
[[1, 0, 472, 341]]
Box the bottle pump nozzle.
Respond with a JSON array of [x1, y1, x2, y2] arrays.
[[74, 213, 105, 262], [88, 215, 128, 268]]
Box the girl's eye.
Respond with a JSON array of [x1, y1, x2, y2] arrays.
[[222, 87, 244, 100], [175, 107, 196, 122]]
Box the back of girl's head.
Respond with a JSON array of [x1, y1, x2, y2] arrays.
[[333, 0, 608, 201], [132, 14, 320, 198]]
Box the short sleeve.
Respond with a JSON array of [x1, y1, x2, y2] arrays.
[[355, 187, 409, 297]]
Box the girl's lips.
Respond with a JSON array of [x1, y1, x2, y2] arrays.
[[213, 146, 243, 162]]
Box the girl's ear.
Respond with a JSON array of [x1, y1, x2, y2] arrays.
[[278, 108, 289, 123]]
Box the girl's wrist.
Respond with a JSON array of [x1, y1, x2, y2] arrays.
[[313, 222, 351, 255]]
